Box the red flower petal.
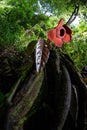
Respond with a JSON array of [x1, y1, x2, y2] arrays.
[[47, 18, 72, 47], [56, 18, 64, 28], [47, 29, 55, 41], [48, 29, 63, 47], [54, 37, 63, 47], [53, 29, 63, 47], [63, 33, 71, 42]]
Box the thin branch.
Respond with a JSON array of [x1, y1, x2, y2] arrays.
[[66, 4, 79, 25]]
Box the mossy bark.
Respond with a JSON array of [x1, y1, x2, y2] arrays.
[[0, 48, 87, 130]]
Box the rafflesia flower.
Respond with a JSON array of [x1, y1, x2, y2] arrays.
[[47, 18, 72, 47]]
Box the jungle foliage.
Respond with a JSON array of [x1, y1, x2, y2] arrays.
[[0, 1, 87, 130], [0, 0, 87, 69]]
